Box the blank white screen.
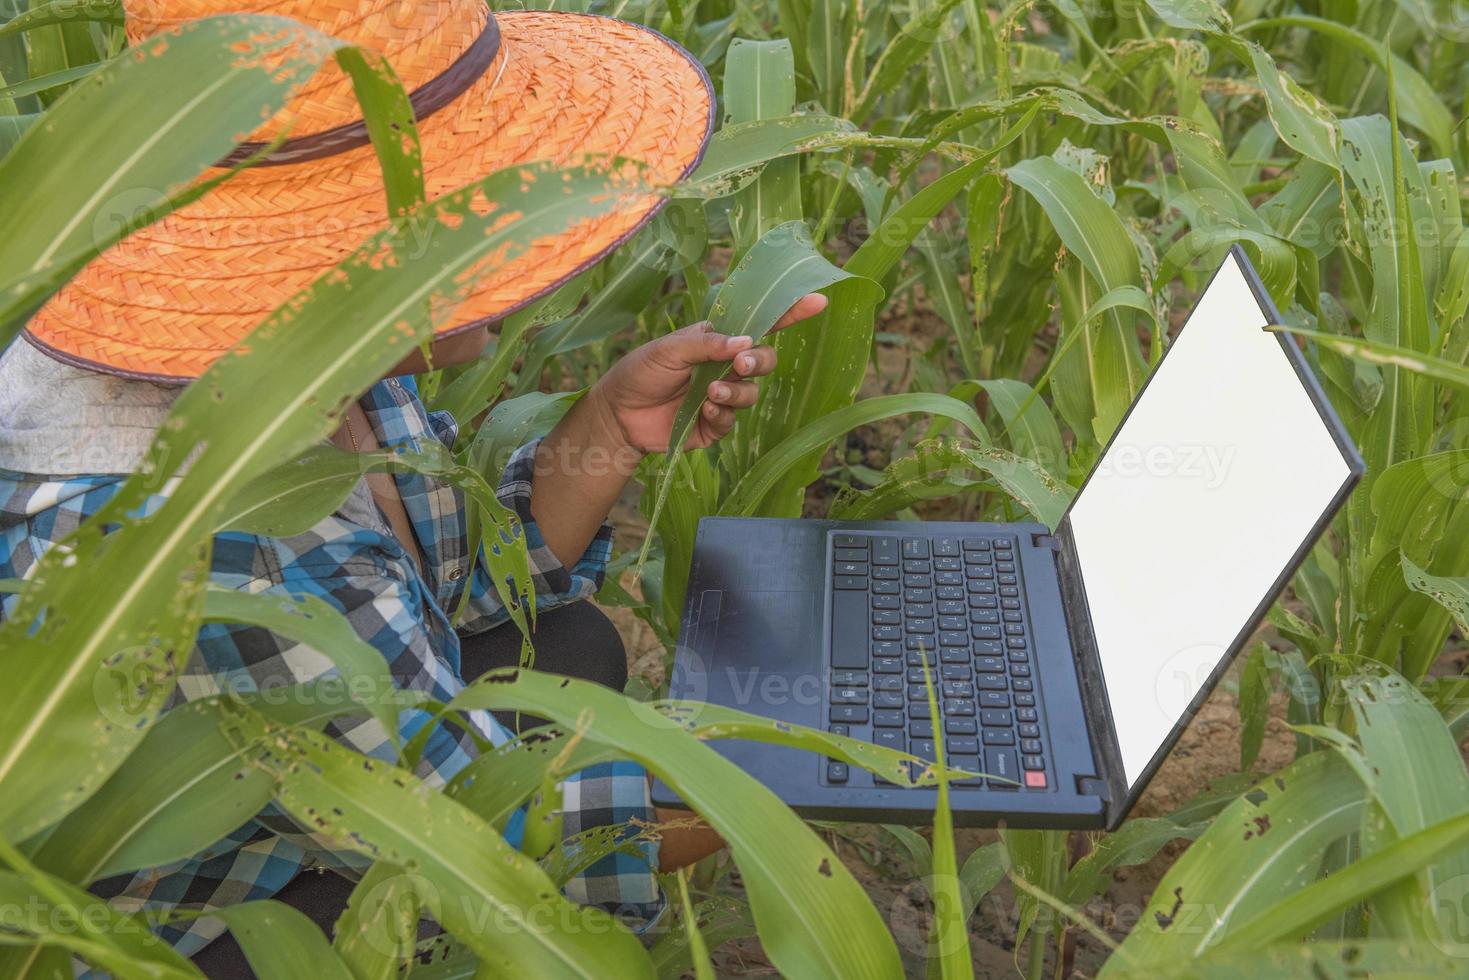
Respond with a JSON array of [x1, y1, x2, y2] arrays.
[[1067, 252, 1354, 790]]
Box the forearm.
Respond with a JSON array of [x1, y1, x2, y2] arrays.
[[529, 388, 644, 569]]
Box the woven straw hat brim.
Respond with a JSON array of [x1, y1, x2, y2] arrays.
[[26, 11, 715, 382]]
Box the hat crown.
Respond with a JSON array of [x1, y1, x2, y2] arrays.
[[123, 0, 492, 143]]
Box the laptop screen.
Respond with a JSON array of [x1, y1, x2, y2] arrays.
[[1065, 249, 1360, 794]]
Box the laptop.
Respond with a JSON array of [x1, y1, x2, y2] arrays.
[[651, 246, 1364, 830]]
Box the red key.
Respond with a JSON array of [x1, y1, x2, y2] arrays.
[[1024, 771, 1047, 789]]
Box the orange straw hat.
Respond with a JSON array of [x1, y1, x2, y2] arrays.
[[25, 0, 715, 382]]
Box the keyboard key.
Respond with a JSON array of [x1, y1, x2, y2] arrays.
[[980, 691, 1010, 708], [909, 739, 937, 761], [835, 575, 867, 590], [830, 705, 868, 723], [939, 631, 967, 646], [983, 729, 1015, 745], [945, 716, 978, 734], [1006, 636, 1026, 648], [834, 548, 867, 562], [974, 640, 1004, 656], [1024, 770, 1048, 788], [902, 559, 929, 574], [902, 538, 929, 559], [987, 748, 1019, 787], [947, 737, 980, 755], [933, 537, 960, 556], [907, 618, 934, 634], [873, 657, 903, 674], [972, 609, 1000, 624], [968, 592, 997, 606], [1018, 723, 1040, 738], [1015, 693, 1037, 707], [907, 684, 930, 701], [968, 568, 995, 581], [935, 571, 963, 586], [1023, 755, 1045, 771], [935, 585, 964, 600], [943, 698, 976, 716], [833, 670, 867, 687], [834, 561, 868, 576], [873, 594, 900, 610], [1017, 707, 1038, 722], [939, 648, 968, 664], [903, 575, 933, 591], [1014, 678, 1034, 692], [995, 539, 1013, 551], [1010, 664, 1031, 677], [940, 664, 969, 680], [997, 563, 1016, 573], [999, 575, 1018, 586], [938, 615, 966, 632], [1020, 738, 1043, 754], [873, 566, 901, 580], [906, 640, 937, 656], [1005, 624, 1025, 636], [976, 674, 1007, 691], [964, 551, 993, 566], [831, 591, 867, 668], [873, 675, 903, 691], [874, 691, 903, 709], [937, 600, 965, 615], [980, 709, 1012, 727], [973, 624, 1001, 640], [933, 556, 962, 572], [829, 724, 848, 738], [873, 728, 903, 748], [961, 538, 991, 551], [834, 534, 866, 548], [909, 720, 934, 738], [910, 701, 932, 720], [950, 755, 984, 786], [1002, 598, 1021, 609], [975, 657, 1004, 673], [1000, 586, 1019, 597], [874, 709, 905, 728], [833, 688, 869, 704], [904, 588, 933, 603], [873, 625, 901, 641], [941, 681, 974, 699], [827, 762, 849, 783], [872, 537, 899, 565], [873, 580, 900, 595], [873, 610, 900, 626]]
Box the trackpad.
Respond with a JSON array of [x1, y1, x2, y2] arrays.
[[675, 590, 823, 725]]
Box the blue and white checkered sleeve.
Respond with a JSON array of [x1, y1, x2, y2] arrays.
[[457, 438, 614, 636], [559, 760, 666, 933]]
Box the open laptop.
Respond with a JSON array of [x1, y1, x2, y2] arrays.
[[651, 246, 1363, 829]]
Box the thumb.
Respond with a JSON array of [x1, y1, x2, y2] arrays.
[[652, 322, 753, 368]]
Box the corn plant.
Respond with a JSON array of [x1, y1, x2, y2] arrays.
[[4, 0, 1469, 976]]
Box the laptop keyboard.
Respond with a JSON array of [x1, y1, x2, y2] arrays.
[[824, 532, 1049, 791]]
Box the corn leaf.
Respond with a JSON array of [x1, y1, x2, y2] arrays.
[[224, 702, 656, 979], [449, 669, 906, 979]]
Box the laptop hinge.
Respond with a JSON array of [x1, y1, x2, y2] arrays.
[[1054, 517, 1129, 828]]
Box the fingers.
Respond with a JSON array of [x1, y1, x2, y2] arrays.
[[653, 321, 753, 368], [707, 378, 760, 409], [771, 292, 829, 333], [698, 400, 738, 443], [730, 344, 777, 378]]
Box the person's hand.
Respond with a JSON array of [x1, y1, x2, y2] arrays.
[[588, 294, 828, 453]]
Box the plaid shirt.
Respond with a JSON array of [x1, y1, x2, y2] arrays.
[[0, 376, 663, 966]]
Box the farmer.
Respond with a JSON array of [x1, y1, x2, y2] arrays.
[[0, 0, 824, 972]]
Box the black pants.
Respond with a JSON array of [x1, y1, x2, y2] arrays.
[[190, 601, 628, 978]]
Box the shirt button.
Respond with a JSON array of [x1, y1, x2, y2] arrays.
[[448, 566, 465, 581]]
